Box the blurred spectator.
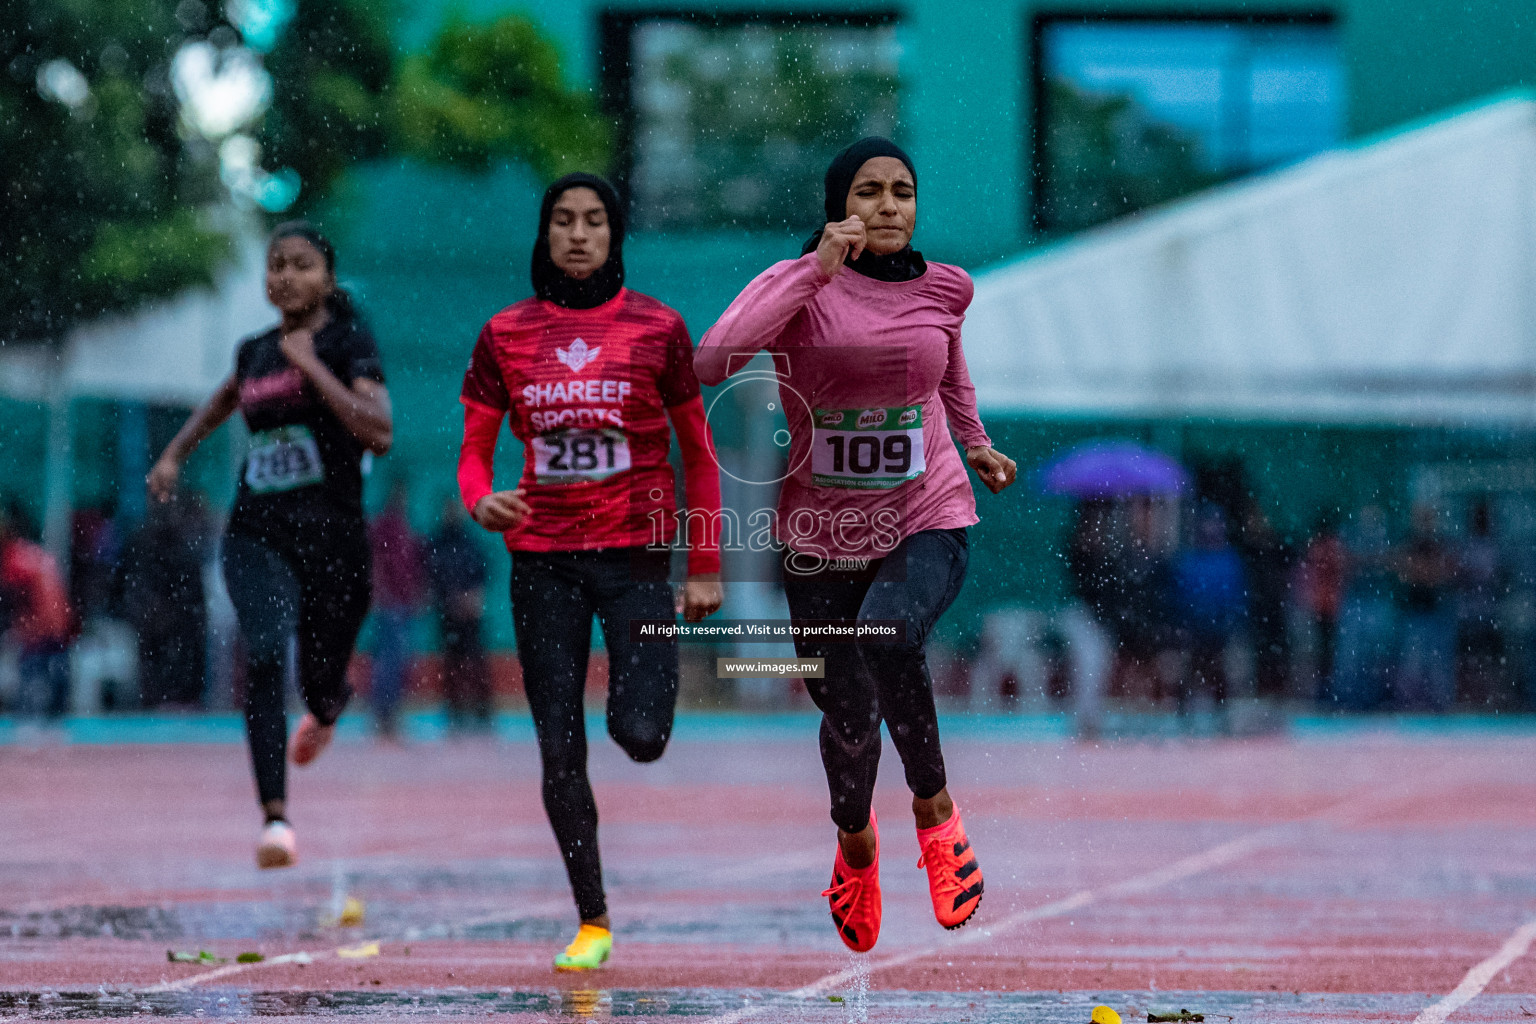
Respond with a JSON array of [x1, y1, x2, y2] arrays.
[[970, 607, 1051, 708], [1238, 505, 1294, 701], [1, 504, 75, 718], [370, 484, 425, 739], [1295, 512, 1347, 703], [1332, 505, 1397, 711], [1066, 500, 1118, 624], [70, 503, 120, 621], [1110, 496, 1176, 704], [1392, 504, 1458, 711], [1501, 516, 1536, 712], [427, 497, 491, 731], [1455, 498, 1508, 708], [1062, 500, 1117, 738], [117, 493, 213, 708], [1171, 505, 1247, 722]]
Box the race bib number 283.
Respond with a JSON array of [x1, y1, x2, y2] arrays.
[[244, 425, 324, 494], [811, 405, 926, 489]]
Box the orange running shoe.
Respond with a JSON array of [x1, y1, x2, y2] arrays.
[[821, 811, 881, 953], [290, 714, 335, 767], [916, 805, 983, 930]]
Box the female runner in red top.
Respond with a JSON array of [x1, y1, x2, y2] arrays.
[[458, 173, 724, 971]]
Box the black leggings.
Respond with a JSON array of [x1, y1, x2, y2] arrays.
[[781, 528, 969, 834], [222, 529, 372, 811], [510, 548, 678, 922]]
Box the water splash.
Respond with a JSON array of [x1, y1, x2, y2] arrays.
[[843, 952, 870, 1024]]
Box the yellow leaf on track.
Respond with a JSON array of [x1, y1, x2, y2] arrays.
[[338, 897, 365, 927], [337, 941, 380, 959]]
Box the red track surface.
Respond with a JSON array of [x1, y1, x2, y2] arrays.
[[2, 717, 1534, 1021]]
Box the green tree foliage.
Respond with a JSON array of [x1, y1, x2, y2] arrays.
[[258, 0, 394, 203], [0, 0, 230, 342], [391, 14, 610, 180], [1, 2, 609, 343], [1039, 78, 1220, 234]]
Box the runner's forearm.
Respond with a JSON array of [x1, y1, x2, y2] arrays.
[[293, 356, 393, 454], [160, 375, 240, 464], [939, 324, 991, 450], [458, 401, 503, 513], [667, 396, 722, 576]]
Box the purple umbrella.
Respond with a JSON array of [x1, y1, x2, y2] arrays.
[[1039, 441, 1189, 498]]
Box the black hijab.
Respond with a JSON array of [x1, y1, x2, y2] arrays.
[[800, 136, 926, 283], [531, 172, 626, 309]]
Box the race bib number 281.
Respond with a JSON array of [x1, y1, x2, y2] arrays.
[[532, 428, 631, 484], [811, 405, 926, 489], [244, 425, 324, 494]]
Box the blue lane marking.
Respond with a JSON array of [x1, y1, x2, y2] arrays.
[[0, 709, 1532, 745]]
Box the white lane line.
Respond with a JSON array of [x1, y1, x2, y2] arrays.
[[789, 828, 1279, 1000], [1410, 918, 1536, 1024], [698, 848, 825, 884], [700, 788, 1405, 1024], [697, 828, 1283, 1024], [138, 949, 331, 994]]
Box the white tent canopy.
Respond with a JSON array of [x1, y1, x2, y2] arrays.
[[965, 94, 1536, 426], [0, 236, 270, 560], [0, 236, 270, 407]]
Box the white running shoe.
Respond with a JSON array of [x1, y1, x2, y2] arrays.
[[257, 820, 296, 869]]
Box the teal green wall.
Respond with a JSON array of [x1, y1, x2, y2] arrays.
[[0, 396, 232, 538], [391, 0, 1536, 266]]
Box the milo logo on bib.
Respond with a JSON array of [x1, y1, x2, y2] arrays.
[[811, 404, 926, 490]]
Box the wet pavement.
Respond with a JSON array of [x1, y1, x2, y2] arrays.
[[3, 715, 1535, 1021], [0, 898, 831, 946], [5, 986, 1532, 1022]]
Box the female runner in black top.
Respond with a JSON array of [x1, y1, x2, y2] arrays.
[[148, 221, 392, 868]]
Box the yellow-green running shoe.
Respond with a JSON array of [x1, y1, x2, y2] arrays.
[[553, 924, 612, 971]]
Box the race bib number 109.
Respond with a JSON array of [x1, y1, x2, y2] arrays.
[[532, 428, 631, 485], [811, 405, 926, 489], [245, 425, 324, 494]]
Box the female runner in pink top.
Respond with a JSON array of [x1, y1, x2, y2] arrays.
[[696, 137, 1017, 953]]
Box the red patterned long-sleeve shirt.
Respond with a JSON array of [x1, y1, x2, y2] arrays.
[[458, 289, 721, 574]]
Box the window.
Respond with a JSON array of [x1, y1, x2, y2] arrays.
[[1032, 14, 1344, 234], [602, 11, 901, 232]]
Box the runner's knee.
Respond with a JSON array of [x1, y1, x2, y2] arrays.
[[856, 616, 923, 659], [611, 717, 669, 763]]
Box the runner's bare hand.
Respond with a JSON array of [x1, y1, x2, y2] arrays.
[[146, 455, 182, 503], [966, 446, 1017, 494], [678, 573, 723, 623], [471, 489, 532, 532], [816, 216, 868, 279]]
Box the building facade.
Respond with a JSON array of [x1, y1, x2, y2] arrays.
[[5, 0, 1534, 654]]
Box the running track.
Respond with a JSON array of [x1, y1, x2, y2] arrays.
[[2, 712, 1534, 1022]]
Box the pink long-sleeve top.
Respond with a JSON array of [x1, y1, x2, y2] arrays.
[[696, 252, 992, 560]]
